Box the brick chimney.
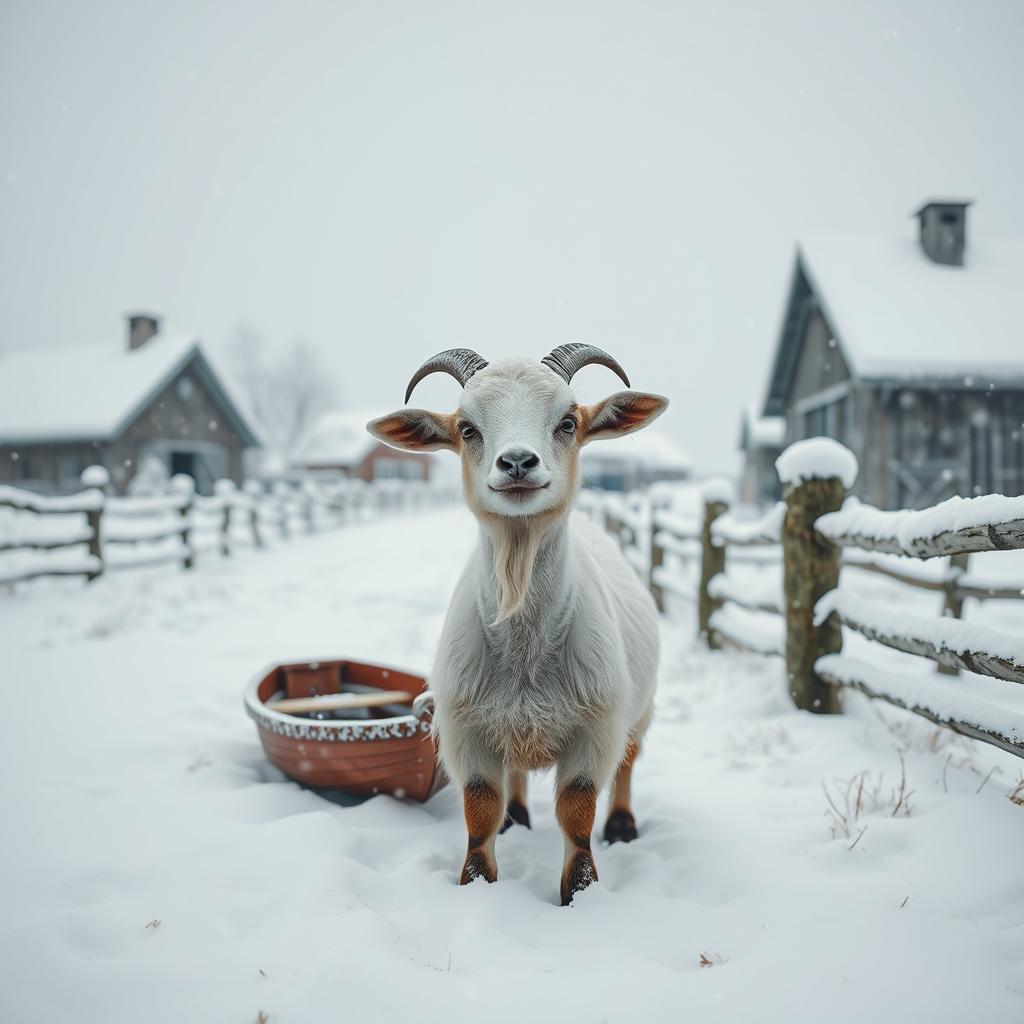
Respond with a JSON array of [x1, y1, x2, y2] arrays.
[[912, 200, 971, 267], [126, 312, 160, 351]]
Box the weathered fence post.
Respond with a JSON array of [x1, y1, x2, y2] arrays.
[[778, 440, 857, 714], [274, 482, 290, 540], [215, 479, 234, 557], [938, 552, 970, 675], [243, 480, 264, 549], [649, 519, 666, 614], [698, 497, 728, 647], [172, 474, 195, 571], [80, 465, 109, 582], [303, 482, 316, 534]]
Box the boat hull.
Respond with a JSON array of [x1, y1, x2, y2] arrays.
[[245, 658, 445, 802]]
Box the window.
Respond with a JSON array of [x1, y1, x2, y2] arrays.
[[58, 454, 80, 485]]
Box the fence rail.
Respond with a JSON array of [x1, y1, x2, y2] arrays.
[[581, 440, 1024, 761], [0, 466, 450, 588]]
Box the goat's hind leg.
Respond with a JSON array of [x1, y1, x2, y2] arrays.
[[499, 769, 530, 833], [604, 738, 640, 844]]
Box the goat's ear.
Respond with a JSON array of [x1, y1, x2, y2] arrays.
[[367, 409, 457, 452], [583, 391, 668, 443]]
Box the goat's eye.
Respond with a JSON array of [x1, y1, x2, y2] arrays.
[[558, 417, 577, 435], [460, 424, 478, 441]]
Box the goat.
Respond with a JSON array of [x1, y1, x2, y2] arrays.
[[368, 345, 667, 905]]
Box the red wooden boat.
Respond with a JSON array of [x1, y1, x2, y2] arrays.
[[245, 658, 445, 801]]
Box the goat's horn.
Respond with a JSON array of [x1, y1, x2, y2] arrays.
[[404, 349, 489, 403], [541, 343, 631, 389]]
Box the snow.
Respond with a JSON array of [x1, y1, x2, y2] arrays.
[[817, 493, 1024, 551], [711, 502, 785, 547], [699, 476, 735, 504], [708, 571, 784, 615], [775, 438, 859, 488], [0, 335, 202, 441], [743, 405, 786, 449], [2, 508, 1024, 1021], [816, 654, 1024, 748], [708, 602, 786, 655], [799, 234, 1024, 381], [80, 464, 110, 489], [816, 589, 1024, 669]]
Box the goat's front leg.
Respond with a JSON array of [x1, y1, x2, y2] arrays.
[[459, 766, 505, 886], [555, 743, 606, 905]]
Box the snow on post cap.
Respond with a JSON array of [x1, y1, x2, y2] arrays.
[[80, 465, 110, 489], [776, 438, 858, 489], [242, 480, 263, 496], [171, 473, 196, 495], [214, 478, 236, 495], [700, 477, 735, 505]]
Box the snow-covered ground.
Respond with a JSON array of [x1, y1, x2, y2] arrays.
[[2, 504, 1024, 1023]]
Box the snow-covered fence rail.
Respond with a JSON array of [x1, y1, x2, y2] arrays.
[[0, 466, 449, 590], [583, 438, 1024, 759]]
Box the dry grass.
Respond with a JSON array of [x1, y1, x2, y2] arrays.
[[823, 752, 913, 841], [698, 952, 728, 968], [1008, 776, 1024, 807]]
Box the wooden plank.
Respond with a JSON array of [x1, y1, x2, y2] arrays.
[[821, 517, 1024, 560], [824, 598, 1024, 685], [816, 659, 1024, 760]]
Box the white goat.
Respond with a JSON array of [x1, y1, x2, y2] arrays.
[[369, 345, 667, 904]]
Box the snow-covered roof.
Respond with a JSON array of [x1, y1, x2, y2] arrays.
[[581, 430, 691, 472], [742, 405, 785, 449], [0, 334, 258, 444], [296, 411, 382, 468], [798, 234, 1024, 381]]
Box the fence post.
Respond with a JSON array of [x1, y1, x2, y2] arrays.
[[781, 474, 846, 713], [274, 483, 290, 539], [698, 497, 728, 647], [649, 518, 666, 614], [80, 465, 108, 582], [243, 480, 264, 549], [172, 474, 195, 570], [938, 552, 970, 675], [215, 479, 234, 557], [303, 482, 316, 534]]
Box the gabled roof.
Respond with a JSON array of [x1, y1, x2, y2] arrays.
[[764, 233, 1024, 412], [0, 335, 261, 445], [581, 430, 691, 473], [297, 411, 385, 468]]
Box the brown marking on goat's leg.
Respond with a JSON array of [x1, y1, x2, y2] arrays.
[[500, 769, 530, 832], [556, 777, 598, 905], [604, 739, 640, 844], [460, 777, 503, 884]]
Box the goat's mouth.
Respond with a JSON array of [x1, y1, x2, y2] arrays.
[[489, 482, 551, 498]]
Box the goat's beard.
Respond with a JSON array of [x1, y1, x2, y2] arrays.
[[462, 459, 577, 625]]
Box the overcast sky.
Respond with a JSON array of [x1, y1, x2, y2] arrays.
[[1, 1, 1022, 471]]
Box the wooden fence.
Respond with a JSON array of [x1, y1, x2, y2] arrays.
[[578, 449, 1024, 760], [0, 467, 450, 588]]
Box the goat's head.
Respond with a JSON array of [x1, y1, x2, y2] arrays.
[[368, 345, 668, 523]]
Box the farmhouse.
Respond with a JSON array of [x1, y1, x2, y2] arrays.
[[0, 314, 260, 495], [580, 430, 690, 492], [750, 200, 1024, 509], [296, 411, 433, 482], [738, 405, 785, 506]]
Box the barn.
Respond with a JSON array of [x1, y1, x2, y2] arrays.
[[0, 314, 261, 495], [296, 411, 434, 482], [750, 200, 1024, 509]]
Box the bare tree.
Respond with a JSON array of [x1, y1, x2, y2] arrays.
[[228, 324, 339, 460]]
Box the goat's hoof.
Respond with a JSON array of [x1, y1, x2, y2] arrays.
[[459, 850, 497, 885], [499, 800, 531, 833], [603, 808, 638, 844], [560, 851, 598, 906]]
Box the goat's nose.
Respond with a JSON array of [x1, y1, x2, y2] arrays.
[[496, 448, 540, 479]]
